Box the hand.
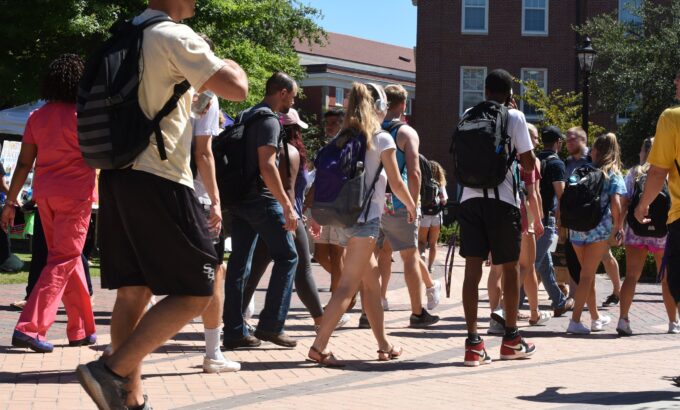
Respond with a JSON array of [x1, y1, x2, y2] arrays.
[[283, 205, 298, 232], [309, 218, 322, 239], [208, 203, 222, 236], [1, 205, 16, 232], [634, 203, 651, 225], [609, 228, 624, 247], [533, 220, 544, 239], [406, 204, 417, 224]]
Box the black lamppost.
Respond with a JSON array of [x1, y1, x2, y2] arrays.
[[577, 36, 597, 136]]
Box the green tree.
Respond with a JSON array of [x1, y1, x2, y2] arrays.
[[576, 1, 680, 165], [0, 0, 325, 113]]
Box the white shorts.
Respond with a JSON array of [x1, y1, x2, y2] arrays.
[[420, 213, 442, 228], [314, 224, 345, 246]]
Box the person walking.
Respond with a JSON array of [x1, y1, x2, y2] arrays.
[[4, 54, 97, 354], [418, 160, 448, 274], [75, 1, 248, 408], [307, 82, 416, 366], [618, 137, 679, 335], [566, 133, 626, 334]]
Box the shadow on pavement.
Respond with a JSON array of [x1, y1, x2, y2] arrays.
[[0, 370, 78, 384], [517, 386, 680, 406]]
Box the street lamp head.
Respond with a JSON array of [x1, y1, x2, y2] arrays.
[[577, 36, 597, 73]]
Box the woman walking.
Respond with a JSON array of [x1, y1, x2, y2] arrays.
[[567, 133, 626, 334], [4, 54, 97, 352], [308, 82, 416, 366], [617, 137, 680, 335], [418, 160, 448, 273]]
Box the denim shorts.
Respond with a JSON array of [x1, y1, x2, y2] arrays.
[[339, 217, 381, 246]]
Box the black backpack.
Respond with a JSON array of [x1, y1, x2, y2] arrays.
[[626, 171, 670, 237], [77, 16, 190, 169], [383, 121, 440, 210], [212, 110, 279, 207], [560, 165, 607, 232], [451, 101, 515, 193]]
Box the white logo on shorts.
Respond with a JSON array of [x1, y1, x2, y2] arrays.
[[203, 264, 215, 281]]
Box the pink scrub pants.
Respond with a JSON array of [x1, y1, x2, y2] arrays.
[[15, 196, 95, 341]]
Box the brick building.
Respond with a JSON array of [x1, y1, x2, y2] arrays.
[[294, 32, 416, 128], [411, 0, 641, 171]]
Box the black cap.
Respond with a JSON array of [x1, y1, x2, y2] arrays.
[[541, 126, 564, 143]]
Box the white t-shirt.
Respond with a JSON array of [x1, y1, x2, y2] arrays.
[[459, 108, 534, 208], [131, 9, 226, 188], [359, 131, 396, 223], [191, 94, 221, 204]]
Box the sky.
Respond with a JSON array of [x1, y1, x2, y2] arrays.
[[306, 0, 417, 48]]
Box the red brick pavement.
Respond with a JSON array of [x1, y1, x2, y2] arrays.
[[1, 246, 680, 409]]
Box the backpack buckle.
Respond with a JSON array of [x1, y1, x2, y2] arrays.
[[105, 95, 123, 106]]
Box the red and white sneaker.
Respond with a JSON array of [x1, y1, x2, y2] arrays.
[[500, 334, 536, 360], [464, 339, 492, 367]]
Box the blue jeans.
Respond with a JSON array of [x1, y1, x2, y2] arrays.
[[223, 196, 298, 340], [534, 217, 567, 309]]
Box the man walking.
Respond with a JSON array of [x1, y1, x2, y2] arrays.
[[535, 125, 574, 316], [457, 69, 536, 366], [76, 1, 248, 408], [222, 72, 300, 350], [377, 84, 439, 328]]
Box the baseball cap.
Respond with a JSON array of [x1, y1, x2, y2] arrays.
[[541, 125, 564, 143], [280, 108, 308, 129]]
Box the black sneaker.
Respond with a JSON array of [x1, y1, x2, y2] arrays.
[[602, 294, 620, 307], [223, 335, 261, 350], [409, 308, 440, 328], [358, 313, 370, 329], [76, 359, 128, 410], [253, 330, 297, 348]]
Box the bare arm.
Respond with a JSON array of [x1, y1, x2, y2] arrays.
[[201, 59, 248, 102], [381, 148, 416, 223], [634, 165, 669, 224], [277, 144, 300, 206], [553, 181, 565, 225], [194, 135, 221, 232], [1, 143, 37, 229], [610, 193, 624, 245], [258, 145, 297, 231], [399, 126, 421, 205], [519, 150, 536, 172], [526, 182, 544, 238]]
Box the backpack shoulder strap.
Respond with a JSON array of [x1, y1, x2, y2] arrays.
[[151, 80, 191, 161]]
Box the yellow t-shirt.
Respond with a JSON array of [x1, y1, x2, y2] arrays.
[[131, 9, 226, 188], [648, 105, 680, 224]]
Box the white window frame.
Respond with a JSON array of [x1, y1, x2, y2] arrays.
[[405, 98, 412, 116], [459, 66, 487, 116], [334, 87, 344, 106], [520, 68, 548, 119], [522, 0, 549, 36], [618, 0, 642, 24], [461, 0, 488, 35]]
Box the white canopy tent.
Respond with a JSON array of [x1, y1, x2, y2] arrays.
[[0, 101, 45, 136]]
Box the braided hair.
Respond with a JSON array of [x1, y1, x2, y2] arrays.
[[40, 53, 84, 103]]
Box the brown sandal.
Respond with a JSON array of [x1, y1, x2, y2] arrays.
[[308, 346, 345, 368], [377, 345, 403, 361]]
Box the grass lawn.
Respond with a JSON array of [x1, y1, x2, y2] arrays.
[[0, 253, 101, 285]]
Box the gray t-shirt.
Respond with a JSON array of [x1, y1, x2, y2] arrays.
[[241, 102, 281, 200]]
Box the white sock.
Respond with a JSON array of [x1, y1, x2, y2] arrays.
[[204, 327, 225, 361]]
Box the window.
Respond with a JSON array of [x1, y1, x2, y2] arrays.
[[520, 68, 548, 119], [405, 98, 412, 116], [462, 0, 488, 34], [460, 67, 486, 115], [335, 87, 344, 106], [522, 0, 548, 35], [619, 0, 642, 24]]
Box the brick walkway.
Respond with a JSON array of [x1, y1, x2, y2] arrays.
[[1, 246, 680, 409]]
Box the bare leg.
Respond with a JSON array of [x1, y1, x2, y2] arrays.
[[419, 257, 434, 289], [314, 243, 332, 278], [427, 225, 441, 272], [519, 234, 540, 320], [329, 245, 345, 294], [377, 240, 392, 301], [361, 254, 393, 351], [571, 241, 609, 323], [602, 249, 621, 297], [463, 257, 484, 335], [400, 248, 424, 315], [487, 265, 503, 312], [657, 252, 679, 323], [502, 261, 521, 329], [417, 226, 429, 257], [619, 246, 646, 319], [202, 263, 225, 328]]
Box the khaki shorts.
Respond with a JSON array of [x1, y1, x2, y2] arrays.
[[315, 224, 345, 246], [420, 213, 442, 228], [378, 208, 418, 251]]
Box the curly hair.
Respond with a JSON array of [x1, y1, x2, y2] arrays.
[[40, 53, 84, 103], [283, 124, 309, 170]]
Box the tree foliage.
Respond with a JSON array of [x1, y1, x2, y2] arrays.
[[576, 1, 680, 165], [0, 0, 325, 113]]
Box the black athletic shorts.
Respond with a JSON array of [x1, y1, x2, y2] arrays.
[[98, 169, 218, 296], [458, 198, 522, 265], [667, 219, 680, 303]]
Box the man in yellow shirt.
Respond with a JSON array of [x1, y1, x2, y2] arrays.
[[635, 70, 680, 323]]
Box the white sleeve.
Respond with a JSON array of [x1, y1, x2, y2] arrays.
[[508, 109, 533, 155], [440, 185, 448, 203], [192, 95, 220, 136], [377, 131, 396, 153]]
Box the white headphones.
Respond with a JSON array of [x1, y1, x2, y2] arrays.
[[366, 82, 387, 113]]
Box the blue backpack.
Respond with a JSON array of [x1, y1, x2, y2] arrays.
[[311, 130, 383, 227]]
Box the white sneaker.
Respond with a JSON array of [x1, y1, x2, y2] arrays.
[[669, 320, 680, 334], [426, 280, 442, 310], [336, 313, 351, 329], [591, 314, 611, 332], [567, 319, 591, 334], [487, 318, 505, 335], [616, 318, 632, 336], [244, 297, 255, 320], [203, 356, 240, 373], [381, 298, 389, 311], [491, 308, 505, 327]]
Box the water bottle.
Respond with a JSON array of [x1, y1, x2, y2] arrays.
[[356, 161, 364, 175], [192, 91, 215, 114]]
